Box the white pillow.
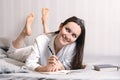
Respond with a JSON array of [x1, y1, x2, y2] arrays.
[[0, 37, 10, 48]]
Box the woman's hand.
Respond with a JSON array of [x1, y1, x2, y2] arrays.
[[35, 64, 56, 72], [48, 55, 65, 71], [35, 55, 65, 72]]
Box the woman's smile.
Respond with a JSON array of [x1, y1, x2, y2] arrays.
[[61, 35, 69, 43], [56, 22, 81, 47]]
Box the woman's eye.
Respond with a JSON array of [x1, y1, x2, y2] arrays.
[[72, 34, 77, 38], [65, 28, 70, 32]]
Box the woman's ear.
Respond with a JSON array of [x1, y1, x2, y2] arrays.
[[59, 23, 63, 30]]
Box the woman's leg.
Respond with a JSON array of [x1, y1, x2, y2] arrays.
[[12, 13, 34, 48], [41, 8, 50, 33], [7, 13, 34, 62]]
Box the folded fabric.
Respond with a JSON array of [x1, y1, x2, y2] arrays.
[[0, 59, 20, 74], [0, 58, 29, 74], [0, 48, 7, 58]]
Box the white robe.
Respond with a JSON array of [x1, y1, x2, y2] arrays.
[[7, 33, 76, 70]]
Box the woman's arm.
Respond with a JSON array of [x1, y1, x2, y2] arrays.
[[35, 64, 54, 72], [35, 55, 65, 72], [25, 35, 56, 72]]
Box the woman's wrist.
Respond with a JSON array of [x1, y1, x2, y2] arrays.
[[58, 61, 65, 70], [60, 64, 65, 70], [35, 66, 46, 72]]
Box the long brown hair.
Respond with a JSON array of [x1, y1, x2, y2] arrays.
[[55, 16, 86, 69]]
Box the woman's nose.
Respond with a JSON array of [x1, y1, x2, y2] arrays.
[[65, 34, 71, 41]]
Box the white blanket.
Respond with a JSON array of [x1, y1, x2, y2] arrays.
[[0, 48, 120, 79]]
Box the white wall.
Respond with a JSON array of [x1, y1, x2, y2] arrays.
[[0, 0, 120, 56]]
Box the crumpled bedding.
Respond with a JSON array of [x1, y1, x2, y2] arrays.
[[0, 75, 45, 80], [0, 48, 7, 58], [0, 48, 39, 79], [0, 48, 29, 74]]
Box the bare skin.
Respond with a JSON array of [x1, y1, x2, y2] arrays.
[[35, 55, 64, 72], [12, 8, 50, 49], [11, 8, 63, 72], [41, 8, 50, 33], [12, 13, 35, 48]]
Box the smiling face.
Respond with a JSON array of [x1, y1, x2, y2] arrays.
[[55, 22, 81, 47]]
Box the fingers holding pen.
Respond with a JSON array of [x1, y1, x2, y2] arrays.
[[47, 55, 64, 71], [48, 55, 58, 65], [49, 55, 58, 60]]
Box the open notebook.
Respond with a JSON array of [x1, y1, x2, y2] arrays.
[[39, 69, 85, 75], [40, 70, 70, 75]]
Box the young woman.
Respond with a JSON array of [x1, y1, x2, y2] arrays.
[[7, 8, 86, 72]]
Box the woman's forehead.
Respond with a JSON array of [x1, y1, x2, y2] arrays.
[[65, 22, 81, 36]]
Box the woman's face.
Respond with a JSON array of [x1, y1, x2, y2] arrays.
[[56, 22, 81, 46]]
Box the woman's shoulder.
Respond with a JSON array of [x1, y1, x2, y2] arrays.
[[35, 33, 55, 42], [36, 34, 49, 41]]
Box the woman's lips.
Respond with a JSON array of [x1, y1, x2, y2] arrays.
[[62, 35, 69, 43]]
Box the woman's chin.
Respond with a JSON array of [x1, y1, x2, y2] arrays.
[[60, 41, 68, 46]]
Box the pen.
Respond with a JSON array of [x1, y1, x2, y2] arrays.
[[48, 46, 54, 55], [48, 46, 59, 62]]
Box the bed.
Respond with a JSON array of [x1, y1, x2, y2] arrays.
[[0, 37, 120, 80]]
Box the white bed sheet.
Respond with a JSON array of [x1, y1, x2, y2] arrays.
[[0, 56, 120, 80], [0, 47, 120, 79]]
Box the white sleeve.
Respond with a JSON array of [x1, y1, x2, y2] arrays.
[[25, 34, 49, 71], [25, 40, 41, 71]]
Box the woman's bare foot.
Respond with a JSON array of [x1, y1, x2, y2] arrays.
[[41, 8, 50, 33], [24, 12, 35, 36], [42, 8, 49, 22], [12, 13, 34, 48]]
